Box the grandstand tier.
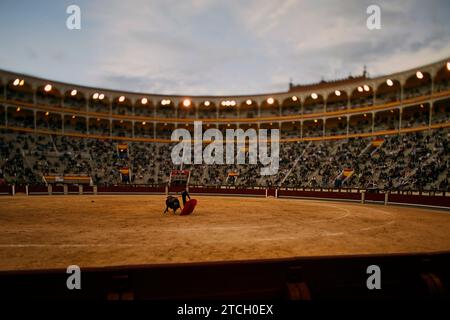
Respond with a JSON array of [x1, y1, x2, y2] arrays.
[[0, 58, 449, 192]]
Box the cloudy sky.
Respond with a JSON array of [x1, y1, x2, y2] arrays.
[[0, 0, 449, 96]]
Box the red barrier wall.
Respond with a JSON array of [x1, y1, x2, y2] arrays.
[[97, 186, 166, 193], [1, 185, 449, 208], [28, 186, 48, 194], [279, 189, 361, 201], [389, 193, 450, 207], [0, 185, 11, 194], [189, 186, 266, 196]]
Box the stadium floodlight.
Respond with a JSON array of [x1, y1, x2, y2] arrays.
[[416, 71, 423, 79], [98, 93, 105, 100], [119, 96, 125, 102], [141, 98, 148, 105], [204, 101, 210, 107], [13, 79, 20, 86], [267, 97, 274, 105], [386, 79, 394, 86], [447, 62, 450, 71], [70, 89, 77, 96], [292, 96, 298, 101], [311, 93, 318, 99], [335, 90, 341, 96], [183, 99, 191, 107], [44, 84, 52, 92], [363, 85, 370, 92], [19, 79, 24, 86], [93, 93, 99, 99], [246, 99, 252, 105]]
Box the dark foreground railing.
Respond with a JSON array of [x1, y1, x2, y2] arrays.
[[1, 251, 449, 300]]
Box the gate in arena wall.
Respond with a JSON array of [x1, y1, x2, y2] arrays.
[[167, 169, 191, 195]]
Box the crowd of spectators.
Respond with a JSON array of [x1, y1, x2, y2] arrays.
[[0, 128, 448, 191]]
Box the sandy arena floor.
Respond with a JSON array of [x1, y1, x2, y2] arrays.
[[0, 195, 450, 271]]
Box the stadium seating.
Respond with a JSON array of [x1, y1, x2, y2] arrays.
[[0, 128, 448, 191], [0, 59, 449, 192]]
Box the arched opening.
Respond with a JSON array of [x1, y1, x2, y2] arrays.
[[260, 122, 279, 133], [326, 91, 348, 112], [7, 106, 34, 128], [155, 122, 175, 139], [401, 104, 429, 129], [280, 121, 301, 139], [36, 111, 62, 132], [112, 96, 133, 115], [218, 123, 240, 137], [374, 109, 399, 131], [89, 94, 110, 114], [0, 79, 4, 99], [238, 100, 257, 118], [432, 98, 450, 124], [112, 119, 132, 137], [281, 96, 301, 116], [0, 105, 5, 126], [63, 89, 86, 111], [350, 85, 374, 109], [303, 118, 323, 138], [198, 101, 218, 119], [6, 79, 33, 103], [134, 121, 154, 138], [134, 98, 154, 117], [434, 63, 450, 93], [260, 98, 280, 117], [303, 94, 324, 114], [177, 100, 197, 119], [218, 101, 237, 119], [64, 114, 87, 134], [155, 99, 176, 118], [325, 116, 347, 136], [36, 85, 62, 107], [349, 113, 372, 134], [403, 72, 431, 99], [88, 118, 110, 136], [376, 79, 401, 104]]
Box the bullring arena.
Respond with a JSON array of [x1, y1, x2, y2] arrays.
[[1, 57, 450, 299], [1, 194, 449, 271]]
